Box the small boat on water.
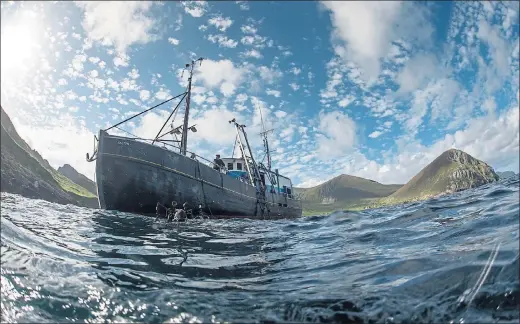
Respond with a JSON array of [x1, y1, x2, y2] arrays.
[[86, 58, 302, 219]]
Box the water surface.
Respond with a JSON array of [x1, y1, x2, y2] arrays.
[[1, 176, 519, 323]]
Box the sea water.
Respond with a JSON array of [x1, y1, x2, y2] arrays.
[[1, 176, 518, 323]]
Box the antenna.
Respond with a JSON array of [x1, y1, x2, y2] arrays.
[[180, 57, 203, 156]]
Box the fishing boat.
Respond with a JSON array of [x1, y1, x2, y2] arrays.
[[86, 58, 302, 219]]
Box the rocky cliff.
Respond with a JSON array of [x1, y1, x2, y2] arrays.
[[1, 106, 98, 208]]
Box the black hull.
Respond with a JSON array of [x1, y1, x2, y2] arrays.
[[94, 131, 302, 219]]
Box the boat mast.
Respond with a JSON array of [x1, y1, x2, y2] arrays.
[[180, 57, 203, 155], [229, 118, 264, 190], [258, 104, 273, 170]]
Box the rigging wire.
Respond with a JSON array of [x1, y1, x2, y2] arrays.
[[231, 134, 239, 158], [114, 126, 139, 139], [104, 92, 187, 132]]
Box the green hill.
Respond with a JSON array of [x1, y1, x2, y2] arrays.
[[58, 164, 97, 195], [381, 148, 499, 205], [294, 174, 402, 214], [295, 149, 500, 214], [1, 106, 98, 208]]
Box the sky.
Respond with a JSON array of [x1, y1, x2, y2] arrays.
[[0, 1, 518, 188]]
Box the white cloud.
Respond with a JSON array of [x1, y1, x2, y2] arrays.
[[120, 78, 138, 91], [483, 97, 497, 115], [236, 1, 249, 11], [396, 53, 439, 94], [220, 82, 236, 97], [338, 95, 355, 108], [322, 1, 433, 83], [193, 59, 245, 90], [128, 68, 140, 79], [280, 125, 295, 142], [168, 37, 180, 45], [75, 1, 157, 53], [266, 89, 281, 97], [235, 93, 248, 103], [242, 49, 263, 59], [113, 53, 129, 67], [274, 110, 287, 118], [368, 130, 383, 138], [155, 90, 170, 100], [258, 66, 282, 84], [241, 25, 257, 34], [289, 83, 300, 91], [429, 78, 460, 122], [241, 34, 268, 48], [208, 16, 233, 32], [207, 34, 238, 48], [206, 96, 218, 104], [181, 1, 208, 18], [88, 56, 100, 64], [192, 93, 206, 105], [174, 13, 183, 32], [72, 54, 87, 72], [133, 110, 170, 139], [139, 90, 150, 101], [477, 19, 510, 77], [291, 67, 301, 75], [191, 108, 243, 145], [315, 110, 357, 158]]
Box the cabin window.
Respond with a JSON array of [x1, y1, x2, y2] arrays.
[[227, 163, 233, 170], [236, 162, 242, 170]]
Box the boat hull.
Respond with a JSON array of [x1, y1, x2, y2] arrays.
[[94, 131, 302, 219]]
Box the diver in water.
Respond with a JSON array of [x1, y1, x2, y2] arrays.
[[167, 201, 186, 222], [182, 202, 192, 219]]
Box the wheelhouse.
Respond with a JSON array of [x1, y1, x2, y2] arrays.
[[220, 157, 295, 199]]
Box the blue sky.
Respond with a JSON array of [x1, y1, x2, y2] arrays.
[[1, 1, 518, 187]]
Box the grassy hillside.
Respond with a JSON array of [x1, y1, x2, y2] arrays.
[[1, 106, 98, 207], [295, 174, 402, 214], [380, 148, 499, 205], [58, 164, 97, 195]]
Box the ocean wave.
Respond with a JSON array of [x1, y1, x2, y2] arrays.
[[1, 176, 519, 323]]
